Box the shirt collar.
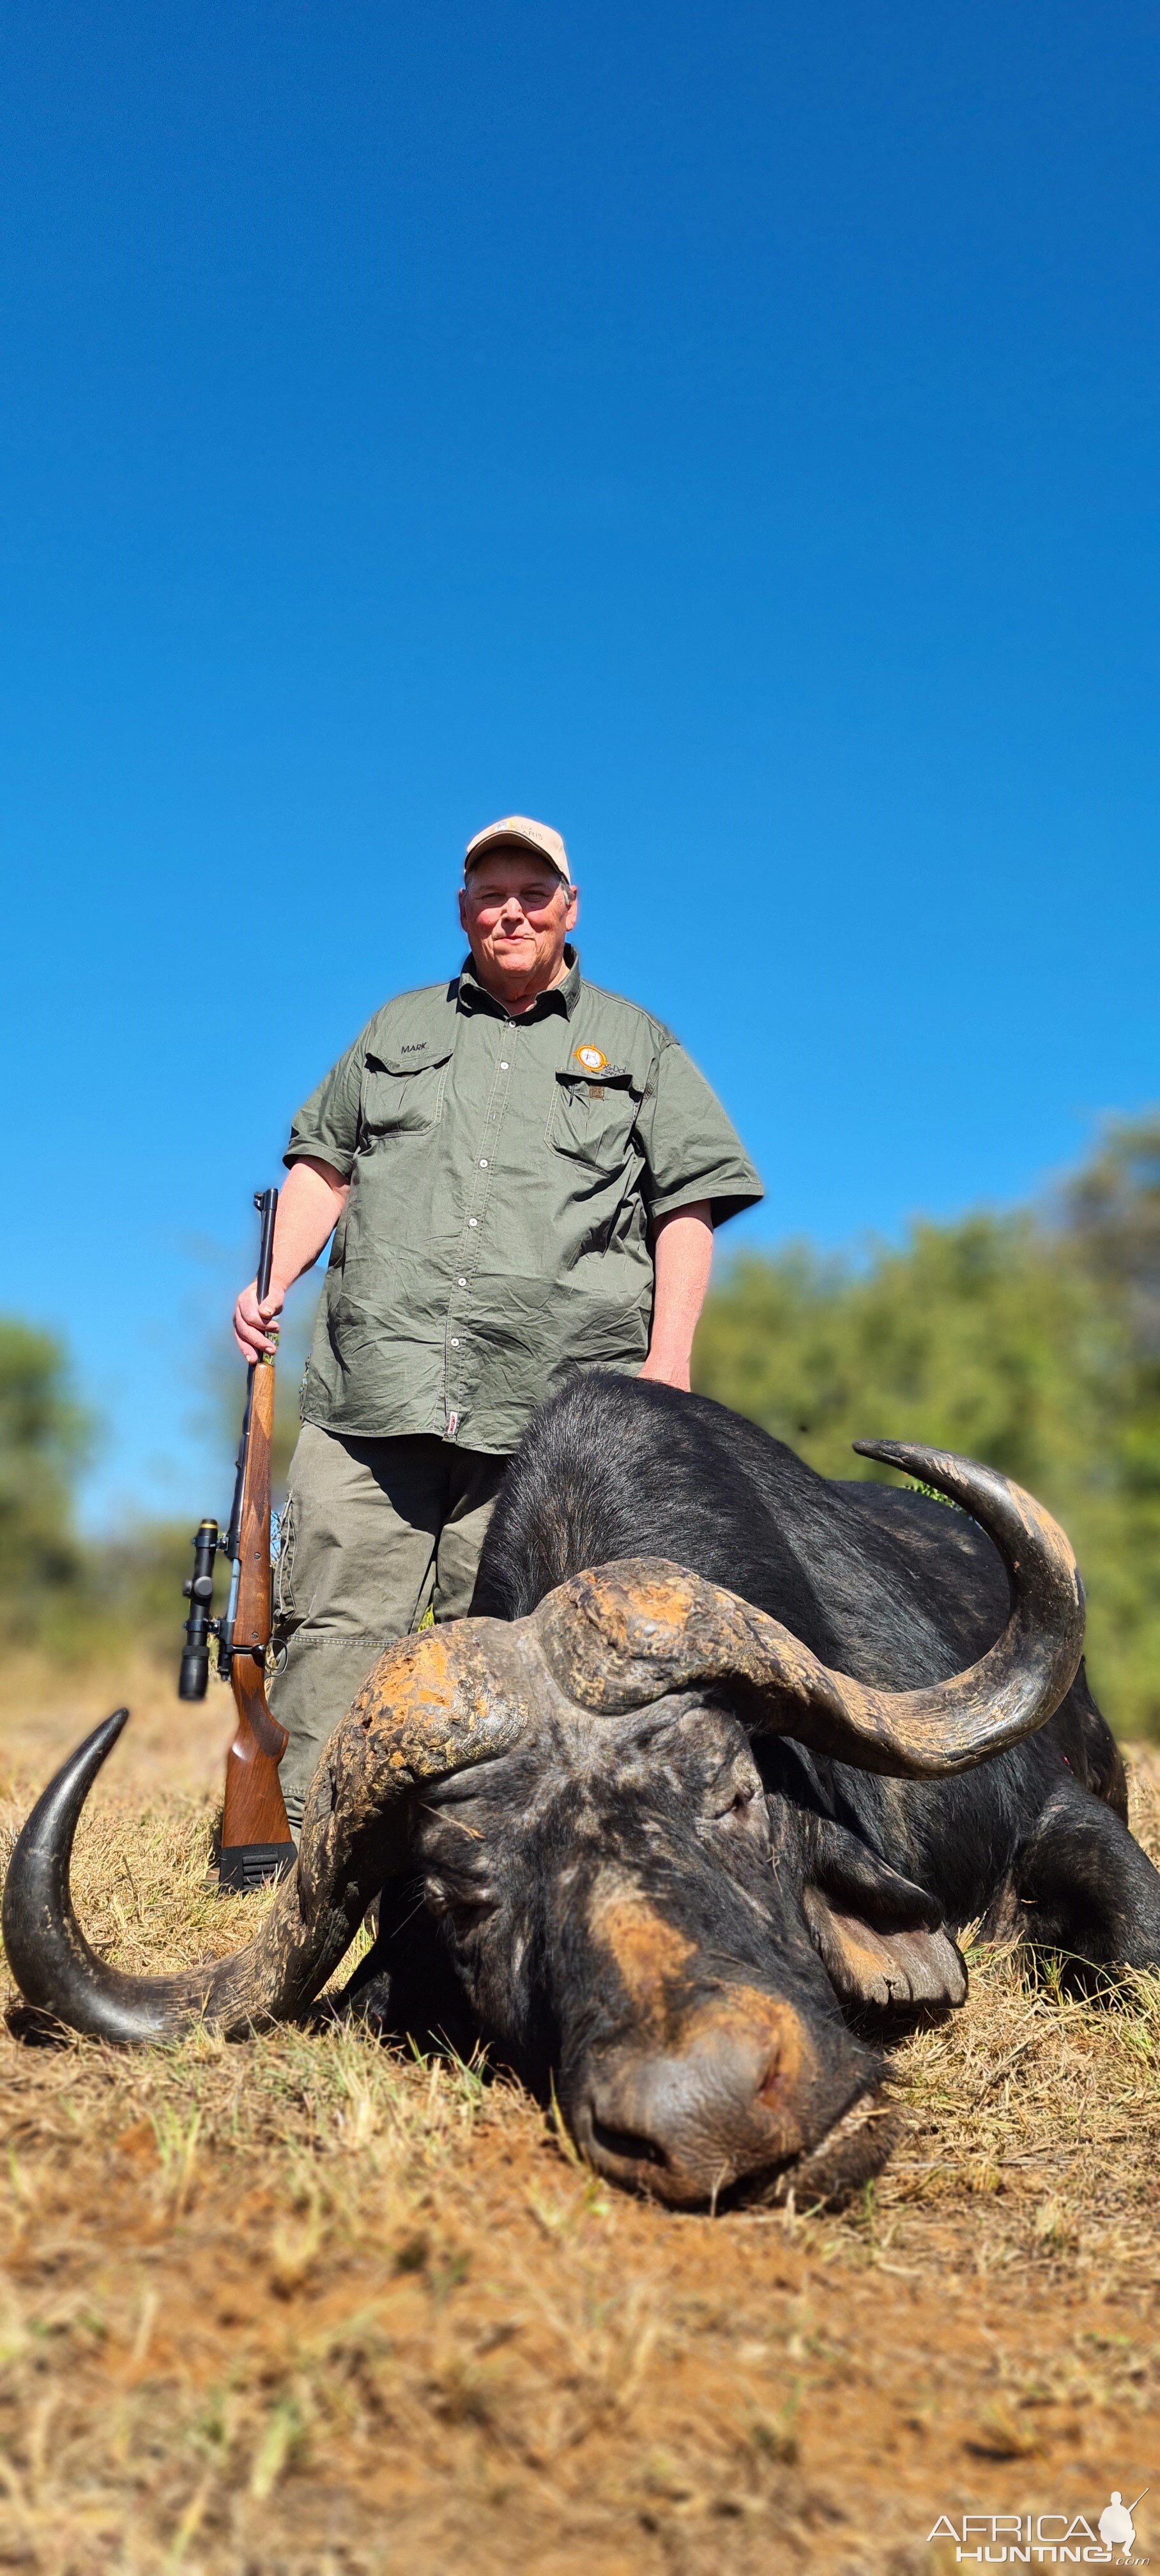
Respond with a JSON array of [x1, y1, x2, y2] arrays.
[[456, 946, 582, 1022]]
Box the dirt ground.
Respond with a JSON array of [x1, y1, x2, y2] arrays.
[[0, 1657, 1157, 2575]]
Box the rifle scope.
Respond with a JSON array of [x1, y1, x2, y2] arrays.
[[179, 1517, 220, 1701]]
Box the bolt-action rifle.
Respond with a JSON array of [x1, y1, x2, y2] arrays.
[[178, 1188, 295, 1892]]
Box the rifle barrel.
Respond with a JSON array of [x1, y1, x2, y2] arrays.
[[255, 1186, 279, 1303], [222, 1187, 279, 1600]]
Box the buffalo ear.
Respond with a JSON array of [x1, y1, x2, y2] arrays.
[[801, 1818, 967, 2011], [803, 1889, 968, 2010]]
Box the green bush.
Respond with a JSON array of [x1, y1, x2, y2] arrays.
[[0, 1319, 93, 1636], [694, 1118, 1160, 1738]]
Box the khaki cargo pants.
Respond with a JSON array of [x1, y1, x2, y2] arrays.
[[269, 1422, 508, 1833]]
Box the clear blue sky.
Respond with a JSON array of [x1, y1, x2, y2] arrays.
[[2, 2, 1157, 1527]]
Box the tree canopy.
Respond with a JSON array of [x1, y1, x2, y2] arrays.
[[0, 1319, 92, 1632], [694, 1117, 1160, 1737]]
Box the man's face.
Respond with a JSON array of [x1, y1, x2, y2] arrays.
[[459, 847, 579, 1000]]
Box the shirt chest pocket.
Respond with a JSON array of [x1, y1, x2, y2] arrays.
[[549, 1070, 641, 1174], [359, 1048, 453, 1142]]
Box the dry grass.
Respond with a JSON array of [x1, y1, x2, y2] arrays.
[[0, 1661, 1157, 2573]]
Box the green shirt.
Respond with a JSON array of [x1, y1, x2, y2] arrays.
[[286, 949, 763, 1455]]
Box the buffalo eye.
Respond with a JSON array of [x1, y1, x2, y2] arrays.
[[706, 1772, 768, 1841], [423, 1875, 494, 1928]]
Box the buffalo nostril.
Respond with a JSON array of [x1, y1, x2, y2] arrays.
[[588, 2114, 669, 2169], [758, 2055, 790, 2110]]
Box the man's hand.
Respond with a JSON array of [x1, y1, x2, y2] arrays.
[[638, 1347, 693, 1392], [233, 1278, 287, 1363], [640, 1202, 713, 1393], [231, 1157, 350, 1360]]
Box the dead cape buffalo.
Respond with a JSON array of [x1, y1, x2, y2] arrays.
[[6, 1375, 1160, 2211]]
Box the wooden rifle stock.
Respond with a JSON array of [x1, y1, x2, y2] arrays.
[[218, 1189, 294, 1894]]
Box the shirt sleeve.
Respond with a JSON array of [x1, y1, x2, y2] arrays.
[[636, 1038, 765, 1229], [284, 1032, 365, 1179]]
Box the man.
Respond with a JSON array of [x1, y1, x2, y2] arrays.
[[234, 815, 763, 1828]]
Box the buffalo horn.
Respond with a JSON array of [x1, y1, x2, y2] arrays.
[[533, 1441, 1085, 1776], [1, 1621, 528, 2043]]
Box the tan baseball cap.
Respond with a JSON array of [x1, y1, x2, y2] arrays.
[[463, 814, 572, 884]]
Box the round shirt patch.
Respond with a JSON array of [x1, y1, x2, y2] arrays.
[[574, 1045, 607, 1074]]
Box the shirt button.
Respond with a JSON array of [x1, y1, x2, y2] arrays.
[[500, 1061, 508, 1070], [468, 1218, 478, 1227], [479, 1158, 488, 1168], [450, 1338, 459, 1348], [457, 1276, 467, 1287]]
